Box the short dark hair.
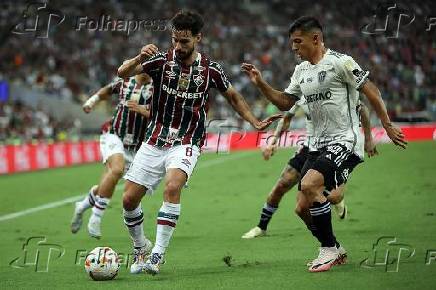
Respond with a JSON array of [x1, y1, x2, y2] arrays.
[[288, 16, 323, 35], [171, 10, 204, 35]]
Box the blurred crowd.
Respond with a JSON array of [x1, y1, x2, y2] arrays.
[[0, 99, 81, 143], [0, 0, 434, 142]]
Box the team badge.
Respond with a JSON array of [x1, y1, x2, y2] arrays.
[[318, 71, 326, 83], [193, 74, 204, 87]]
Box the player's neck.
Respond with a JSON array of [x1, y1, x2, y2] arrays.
[[308, 47, 327, 65], [180, 51, 198, 66]]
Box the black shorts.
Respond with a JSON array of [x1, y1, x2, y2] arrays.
[[288, 146, 309, 173], [298, 144, 363, 192]]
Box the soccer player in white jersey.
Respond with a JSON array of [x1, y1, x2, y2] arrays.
[[70, 73, 152, 239], [242, 99, 377, 241], [242, 16, 406, 272]]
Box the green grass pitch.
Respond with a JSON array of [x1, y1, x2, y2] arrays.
[[0, 141, 435, 289]]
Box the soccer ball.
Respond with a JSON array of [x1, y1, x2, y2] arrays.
[[84, 247, 120, 281]]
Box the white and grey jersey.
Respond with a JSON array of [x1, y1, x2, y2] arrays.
[[284, 49, 369, 159], [288, 98, 313, 147]]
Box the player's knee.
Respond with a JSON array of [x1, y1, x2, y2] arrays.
[[164, 180, 182, 197], [327, 193, 342, 204], [122, 193, 138, 211], [110, 165, 124, 180], [300, 179, 318, 197]]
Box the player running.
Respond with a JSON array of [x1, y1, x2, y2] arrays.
[[117, 10, 281, 275], [242, 16, 406, 272], [70, 73, 152, 239], [242, 99, 377, 239]]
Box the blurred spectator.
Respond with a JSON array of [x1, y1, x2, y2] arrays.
[[0, 0, 434, 128]]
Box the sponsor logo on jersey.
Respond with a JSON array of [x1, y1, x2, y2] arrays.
[[305, 91, 332, 103], [181, 158, 191, 167], [352, 69, 368, 84], [162, 84, 204, 99]]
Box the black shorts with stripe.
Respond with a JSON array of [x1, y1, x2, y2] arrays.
[[298, 144, 363, 191], [288, 146, 309, 173]]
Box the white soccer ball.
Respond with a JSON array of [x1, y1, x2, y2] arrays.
[[84, 247, 120, 281]]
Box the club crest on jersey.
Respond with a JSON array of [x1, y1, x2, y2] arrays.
[[318, 71, 326, 83], [193, 74, 204, 87], [307, 77, 313, 83]]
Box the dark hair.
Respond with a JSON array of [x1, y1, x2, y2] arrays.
[[171, 10, 204, 35], [288, 16, 323, 35]]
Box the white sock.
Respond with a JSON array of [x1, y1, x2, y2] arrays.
[[77, 186, 97, 212], [152, 202, 181, 255], [92, 196, 111, 218], [123, 204, 146, 248]]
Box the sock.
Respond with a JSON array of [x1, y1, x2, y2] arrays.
[[152, 202, 180, 255], [307, 224, 323, 244], [77, 186, 97, 212], [123, 204, 146, 248], [309, 200, 336, 247], [257, 202, 278, 231], [92, 197, 110, 218]]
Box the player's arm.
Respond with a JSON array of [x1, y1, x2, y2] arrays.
[[359, 103, 378, 157], [241, 63, 296, 111], [82, 85, 112, 114], [117, 44, 159, 78], [360, 81, 407, 149], [263, 112, 293, 160], [126, 101, 150, 118], [221, 86, 282, 130]]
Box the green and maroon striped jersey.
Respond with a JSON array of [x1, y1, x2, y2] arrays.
[[109, 77, 153, 151], [141, 50, 231, 148]]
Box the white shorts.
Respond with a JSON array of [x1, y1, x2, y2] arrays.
[[125, 143, 201, 194], [99, 133, 135, 171]]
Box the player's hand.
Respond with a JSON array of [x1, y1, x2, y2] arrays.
[[364, 138, 378, 157], [140, 44, 159, 61], [253, 113, 283, 130], [262, 144, 277, 161], [82, 105, 92, 114], [241, 63, 263, 86], [383, 122, 407, 149], [126, 100, 141, 112]]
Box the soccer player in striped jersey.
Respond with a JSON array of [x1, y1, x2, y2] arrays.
[[70, 73, 152, 240], [242, 16, 406, 272], [117, 10, 280, 275]]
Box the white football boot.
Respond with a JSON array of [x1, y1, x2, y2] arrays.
[[144, 252, 165, 275], [241, 226, 266, 239], [130, 239, 153, 274], [308, 247, 339, 272]]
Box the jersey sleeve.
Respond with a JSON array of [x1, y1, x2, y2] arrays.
[[209, 62, 231, 93], [109, 77, 124, 94], [283, 66, 302, 100], [141, 52, 166, 77], [141, 83, 153, 105], [337, 55, 370, 90]]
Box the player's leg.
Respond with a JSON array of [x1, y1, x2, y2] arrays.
[[328, 185, 347, 219], [300, 169, 340, 272], [122, 144, 165, 274], [242, 147, 308, 239], [71, 184, 98, 233], [301, 146, 361, 272], [144, 145, 200, 275], [242, 165, 300, 238], [122, 180, 153, 273], [88, 153, 125, 238]]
